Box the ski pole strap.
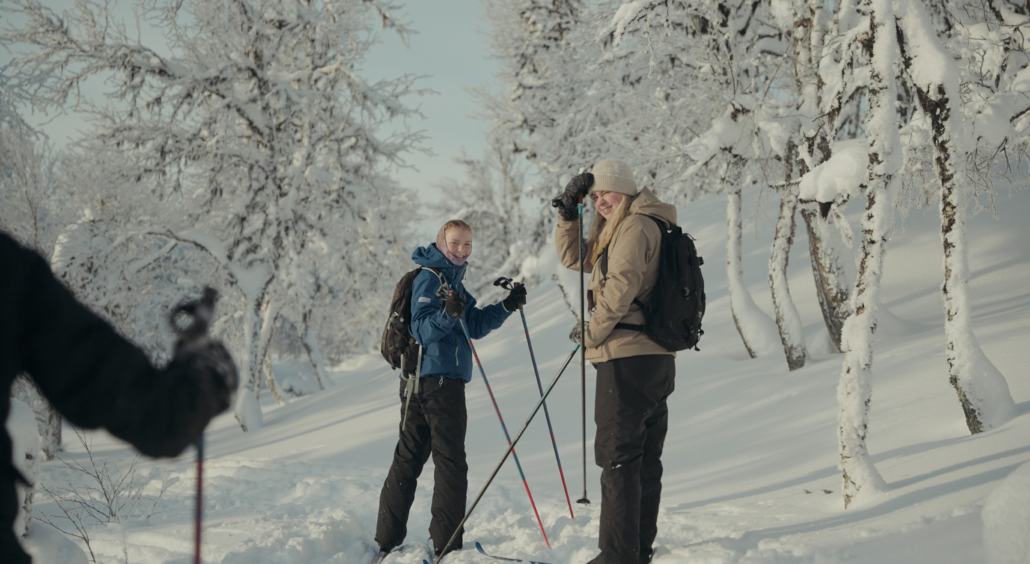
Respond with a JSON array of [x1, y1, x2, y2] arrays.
[[415, 345, 423, 387], [401, 375, 414, 429], [401, 351, 421, 429]]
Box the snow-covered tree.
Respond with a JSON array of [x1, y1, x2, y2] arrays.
[[10, 376, 61, 461], [608, 0, 789, 358], [475, 0, 602, 292], [6, 397, 39, 542], [3, 0, 425, 430], [790, 0, 853, 352], [814, 0, 900, 508], [0, 127, 60, 256], [770, 142, 807, 370], [895, 0, 1017, 433]]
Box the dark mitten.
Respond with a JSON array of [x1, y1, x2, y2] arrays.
[[550, 172, 594, 221], [502, 283, 528, 311], [170, 340, 238, 412], [569, 321, 582, 345], [167, 286, 237, 412], [444, 290, 466, 319]]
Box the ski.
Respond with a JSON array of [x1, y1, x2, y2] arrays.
[[474, 542, 553, 564]]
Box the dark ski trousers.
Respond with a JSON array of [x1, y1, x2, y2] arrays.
[[375, 377, 468, 554], [591, 354, 675, 564]]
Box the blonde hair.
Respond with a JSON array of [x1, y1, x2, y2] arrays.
[[587, 195, 633, 266], [443, 219, 472, 235]]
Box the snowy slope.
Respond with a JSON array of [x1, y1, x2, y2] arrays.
[[20, 188, 1030, 564]]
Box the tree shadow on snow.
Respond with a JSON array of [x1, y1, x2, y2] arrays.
[[667, 439, 1028, 513], [680, 461, 1025, 555]]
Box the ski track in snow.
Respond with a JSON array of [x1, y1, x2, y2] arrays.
[[21, 189, 1030, 564]]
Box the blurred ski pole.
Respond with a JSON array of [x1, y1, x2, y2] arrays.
[[169, 287, 218, 564]]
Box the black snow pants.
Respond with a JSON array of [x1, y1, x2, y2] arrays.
[[375, 376, 468, 554], [591, 354, 675, 564]]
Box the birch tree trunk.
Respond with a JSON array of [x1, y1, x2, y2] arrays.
[[895, 0, 1016, 433], [727, 189, 763, 358], [838, 0, 898, 509], [769, 142, 807, 370], [302, 308, 332, 391], [801, 208, 852, 352], [6, 398, 38, 541], [726, 178, 779, 358], [794, 0, 850, 352], [235, 280, 273, 431], [837, 188, 891, 509], [11, 375, 61, 459], [259, 300, 288, 406]]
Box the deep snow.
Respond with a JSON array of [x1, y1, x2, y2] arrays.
[[17, 187, 1030, 564]]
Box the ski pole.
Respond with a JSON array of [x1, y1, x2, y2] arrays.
[[493, 277, 574, 519], [168, 287, 219, 564], [457, 316, 550, 550], [195, 437, 203, 564], [435, 345, 580, 564], [577, 202, 590, 506]]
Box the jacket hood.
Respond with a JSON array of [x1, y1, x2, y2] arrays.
[[629, 186, 677, 227], [412, 243, 466, 286]]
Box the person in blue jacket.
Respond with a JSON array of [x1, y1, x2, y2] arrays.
[[373, 219, 528, 561]]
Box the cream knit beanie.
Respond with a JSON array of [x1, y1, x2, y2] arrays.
[[589, 158, 637, 196]]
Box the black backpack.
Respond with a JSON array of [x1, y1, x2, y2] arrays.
[[609, 215, 706, 351], [381, 266, 447, 374]]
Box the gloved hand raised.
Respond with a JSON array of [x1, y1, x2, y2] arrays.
[[502, 283, 528, 311], [168, 287, 238, 413], [550, 173, 594, 221], [444, 290, 466, 319]]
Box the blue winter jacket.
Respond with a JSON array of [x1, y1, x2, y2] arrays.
[[410, 243, 512, 382]]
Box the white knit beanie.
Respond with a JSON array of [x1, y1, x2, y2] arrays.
[[589, 158, 637, 196]]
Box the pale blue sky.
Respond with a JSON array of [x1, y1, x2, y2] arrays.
[[361, 1, 499, 211]]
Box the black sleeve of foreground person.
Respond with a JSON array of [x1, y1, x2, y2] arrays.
[[0, 233, 231, 458]]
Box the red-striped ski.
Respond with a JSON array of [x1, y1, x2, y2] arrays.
[[473, 542, 552, 564]]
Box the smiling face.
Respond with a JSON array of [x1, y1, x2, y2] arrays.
[[445, 226, 473, 264], [590, 190, 626, 219]]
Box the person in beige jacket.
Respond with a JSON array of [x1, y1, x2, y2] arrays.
[[552, 158, 677, 564]]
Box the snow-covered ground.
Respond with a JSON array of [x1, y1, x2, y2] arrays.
[[19, 187, 1030, 564]]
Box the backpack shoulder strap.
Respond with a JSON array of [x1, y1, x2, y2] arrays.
[[413, 266, 447, 289], [644, 213, 673, 233], [417, 266, 451, 301], [420, 266, 446, 285], [612, 214, 677, 332]]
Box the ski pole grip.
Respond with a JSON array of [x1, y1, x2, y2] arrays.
[[170, 286, 218, 344]]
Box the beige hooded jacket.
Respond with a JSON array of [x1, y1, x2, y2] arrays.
[[555, 187, 678, 363]]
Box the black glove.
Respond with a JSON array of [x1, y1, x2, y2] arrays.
[[551, 173, 594, 221], [569, 321, 582, 345], [168, 287, 238, 411], [169, 340, 239, 411], [502, 283, 528, 311], [444, 290, 466, 319]]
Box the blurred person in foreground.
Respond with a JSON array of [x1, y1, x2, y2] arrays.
[[0, 232, 238, 564]]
